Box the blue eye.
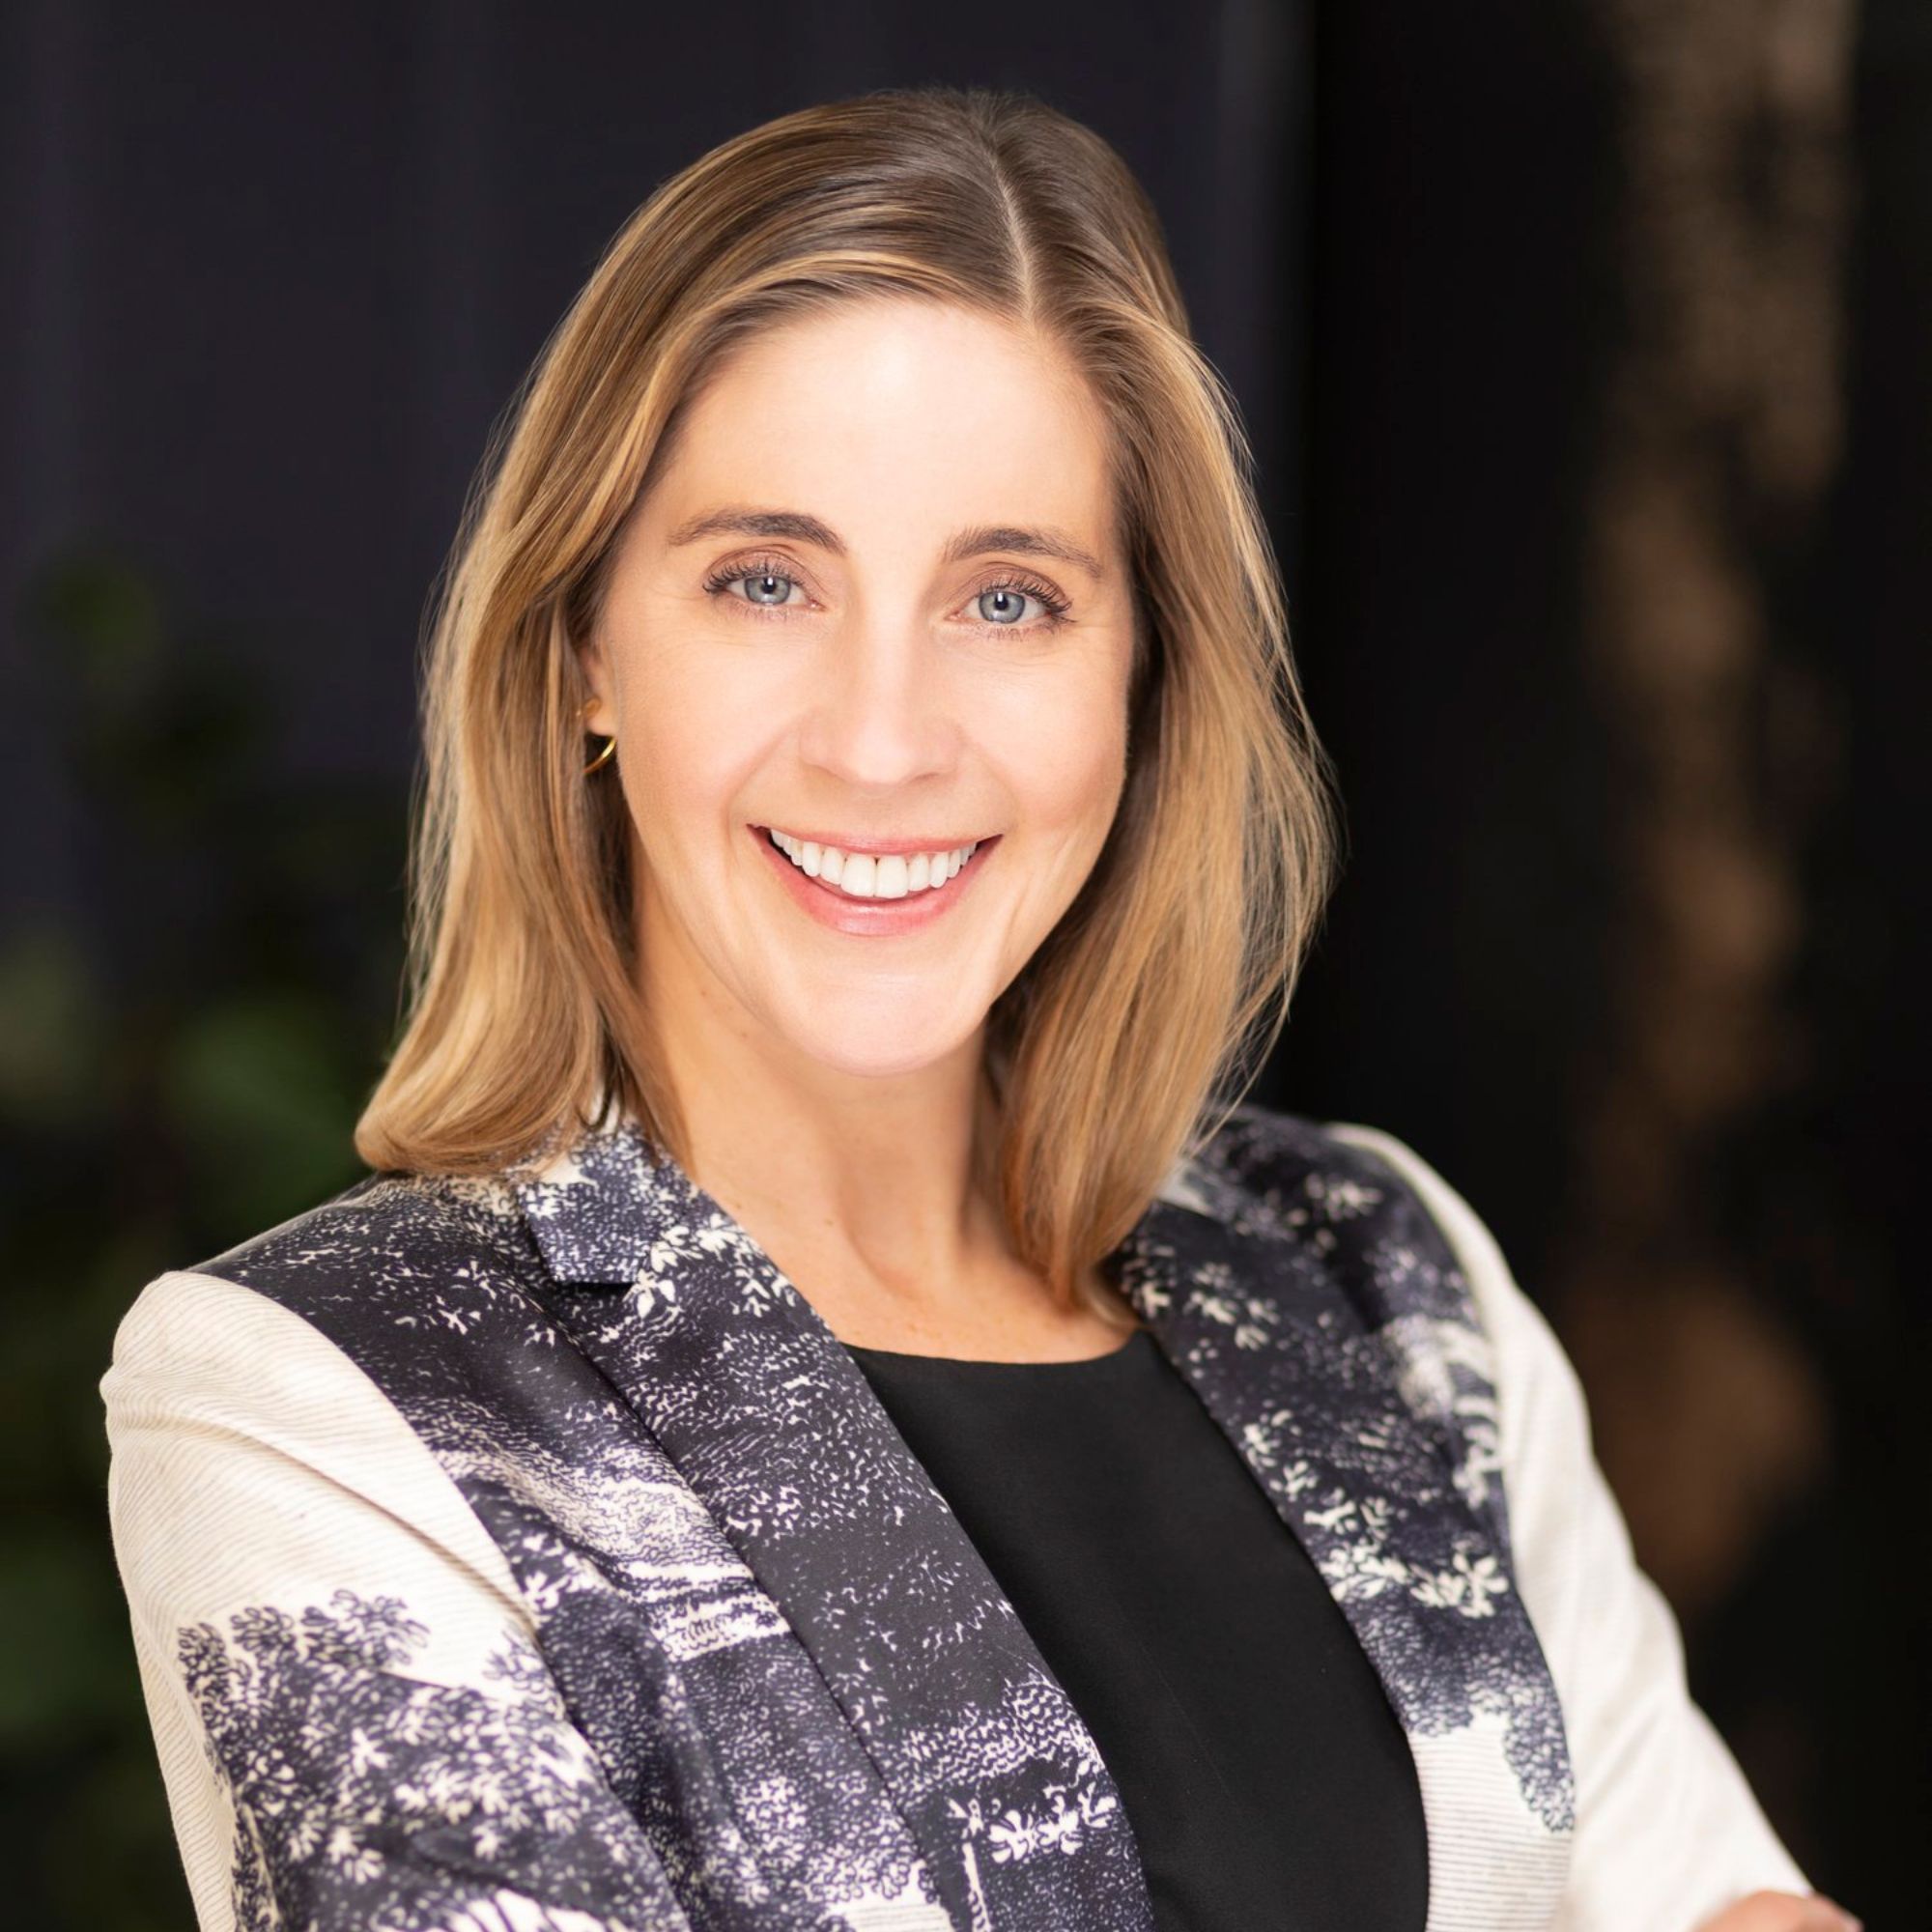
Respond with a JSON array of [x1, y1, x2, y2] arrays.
[[704, 566, 802, 609], [972, 573, 1071, 631], [977, 586, 1033, 626]]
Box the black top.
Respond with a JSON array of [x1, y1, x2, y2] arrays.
[[843, 1325, 1431, 1932]]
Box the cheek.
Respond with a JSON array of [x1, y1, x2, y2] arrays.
[[613, 640, 780, 845], [996, 669, 1129, 840]]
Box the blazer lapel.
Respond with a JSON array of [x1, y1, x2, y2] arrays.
[[513, 1115, 1576, 1932], [512, 1121, 1157, 1932], [1117, 1189, 1577, 1931]]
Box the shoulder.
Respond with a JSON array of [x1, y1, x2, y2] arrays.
[[1174, 1101, 1537, 1547], [99, 1180, 544, 1660], [99, 1265, 526, 1657], [103, 1164, 563, 1480], [187, 1163, 540, 1308], [1173, 1100, 1500, 1331], [1179, 1099, 1564, 1432], [1176, 1098, 1456, 1230], [1266, 1110, 1594, 1466]]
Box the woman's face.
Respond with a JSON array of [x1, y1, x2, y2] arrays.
[[580, 298, 1137, 1081]]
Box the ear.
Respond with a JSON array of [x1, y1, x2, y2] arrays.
[[574, 630, 617, 738]]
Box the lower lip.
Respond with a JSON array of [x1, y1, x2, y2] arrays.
[[751, 825, 1000, 935]]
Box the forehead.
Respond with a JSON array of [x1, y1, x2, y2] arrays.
[[649, 298, 1117, 550]]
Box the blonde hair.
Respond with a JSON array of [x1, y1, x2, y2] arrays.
[[355, 83, 1339, 1317]]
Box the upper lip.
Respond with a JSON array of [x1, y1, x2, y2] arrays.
[[755, 823, 997, 857]]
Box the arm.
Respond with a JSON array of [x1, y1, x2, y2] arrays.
[[1325, 1125, 1855, 1932], [100, 1266, 694, 1932]]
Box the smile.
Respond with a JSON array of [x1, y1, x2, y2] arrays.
[[763, 827, 982, 900], [750, 823, 999, 936]]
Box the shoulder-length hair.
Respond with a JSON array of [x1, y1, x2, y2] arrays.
[[355, 82, 1339, 1317]]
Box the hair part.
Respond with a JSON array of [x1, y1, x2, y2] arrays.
[[355, 82, 1340, 1320]]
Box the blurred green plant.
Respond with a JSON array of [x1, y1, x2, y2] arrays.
[[1, 543, 410, 1931]]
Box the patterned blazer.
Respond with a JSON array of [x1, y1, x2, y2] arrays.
[[100, 1102, 1808, 1932]]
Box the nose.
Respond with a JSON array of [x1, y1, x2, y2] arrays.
[[795, 614, 959, 791]]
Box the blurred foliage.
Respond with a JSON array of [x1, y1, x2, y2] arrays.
[[1, 544, 409, 1929]]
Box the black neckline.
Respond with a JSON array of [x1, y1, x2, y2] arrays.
[[841, 1326, 1156, 1372]]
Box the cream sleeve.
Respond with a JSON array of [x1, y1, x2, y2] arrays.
[[1327, 1123, 1815, 1932], [99, 1265, 694, 1932]]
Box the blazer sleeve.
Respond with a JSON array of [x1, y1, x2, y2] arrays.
[[1325, 1124, 1814, 1932], [99, 1265, 694, 1932]]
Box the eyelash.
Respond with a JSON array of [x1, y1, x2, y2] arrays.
[[699, 552, 1073, 634]]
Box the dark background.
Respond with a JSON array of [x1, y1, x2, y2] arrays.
[[2, 2, 1921, 1925]]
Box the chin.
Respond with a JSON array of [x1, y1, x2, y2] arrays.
[[765, 990, 981, 1081]]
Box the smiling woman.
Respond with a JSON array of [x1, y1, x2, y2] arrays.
[[99, 82, 1852, 1932], [334, 84, 1337, 1354]]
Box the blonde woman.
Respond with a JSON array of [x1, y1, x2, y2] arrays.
[[99, 86, 1856, 1932]]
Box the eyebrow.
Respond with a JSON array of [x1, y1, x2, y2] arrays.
[[664, 506, 1108, 579]]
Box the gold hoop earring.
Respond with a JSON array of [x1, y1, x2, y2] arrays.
[[581, 696, 616, 777]]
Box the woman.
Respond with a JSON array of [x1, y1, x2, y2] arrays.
[[100, 86, 1856, 1932]]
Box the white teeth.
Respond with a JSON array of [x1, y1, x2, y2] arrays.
[[767, 828, 981, 900]]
